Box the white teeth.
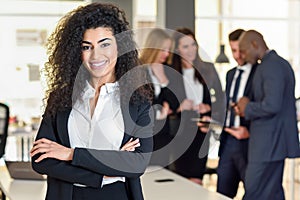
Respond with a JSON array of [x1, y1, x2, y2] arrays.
[[91, 61, 106, 67]]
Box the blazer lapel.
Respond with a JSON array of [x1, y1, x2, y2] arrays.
[[120, 103, 138, 146], [56, 108, 72, 147]]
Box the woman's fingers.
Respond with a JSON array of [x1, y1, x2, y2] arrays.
[[121, 138, 140, 151], [33, 138, 52, 145], [30, 138, 74, 162], [34, 153, 49, 163], [31, 141, 51, 151], [195, 103, 211, 114], [120, 138, 132, 150]]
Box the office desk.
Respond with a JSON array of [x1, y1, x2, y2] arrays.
[[0, 162, 229, 200], [0, 158, 46, 200], [2, 133, 229, 200], [141, 166, 230, 200]]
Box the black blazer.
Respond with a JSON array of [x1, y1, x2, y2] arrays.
[[163, 62, 212, 178], [196, 61, 226, 122], [218, 64, 257, 156], [164, 63, 212, 112], [32, 102, 153, 200]]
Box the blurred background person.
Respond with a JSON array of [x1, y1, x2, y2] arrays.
[[166, 27, 212, 185], [237, 30, 300, 200], [139, 28, 175, 168], [216, 28, 257, 198]]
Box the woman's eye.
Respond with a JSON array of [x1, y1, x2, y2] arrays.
[[81, 46, 91, 51], [100, 43, 111, 48]]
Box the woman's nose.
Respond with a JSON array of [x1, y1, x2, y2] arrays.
[[91, 47, 107, 60]]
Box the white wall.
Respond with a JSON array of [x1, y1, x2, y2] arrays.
[[0, 1, 85, 121]]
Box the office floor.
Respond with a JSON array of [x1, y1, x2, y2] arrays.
[[202, 158, 300, 200]]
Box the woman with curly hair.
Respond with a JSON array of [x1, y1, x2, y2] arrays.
[[30, 2, 153, 200]]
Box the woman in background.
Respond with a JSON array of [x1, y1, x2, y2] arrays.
[[168, 27, 212, 185], [30, 3, 153, 200], [139, 28, 174, 168]]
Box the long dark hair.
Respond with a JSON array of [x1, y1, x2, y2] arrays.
[[43, 2, 152, 117], [171, 27, 205, 85]]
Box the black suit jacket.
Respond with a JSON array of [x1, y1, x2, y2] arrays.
[[218, 64, 257, 156], [164, 62, 212, 178], [245, 50, 300, 162], [32, 102, 153, 200], [164, 62, 212, 111]]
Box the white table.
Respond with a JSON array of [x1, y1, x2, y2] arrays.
[[0, 161, 229, 200], [2, 131, 298, 200], [141, 166, 230, 200], [2, 132, 230, 200], [0, 158, 46, 200]]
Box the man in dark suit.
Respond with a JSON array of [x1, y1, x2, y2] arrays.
[[237, 30, 300, 200], [216, 29, 257, 198]]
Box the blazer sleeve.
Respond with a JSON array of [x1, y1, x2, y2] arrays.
[[31, 116, 103, 188], [245, 61, 285, 120], [71, 102, 153, 178]]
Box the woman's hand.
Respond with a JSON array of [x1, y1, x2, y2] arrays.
[[104, 138, 140, 179], [157, 101, 173, 120], [120, 138, 140, 151], [196, 116, 211, 133], [194, 103, 211, 114], [177, 99, 194, 112], [30, 138, 74, 163]]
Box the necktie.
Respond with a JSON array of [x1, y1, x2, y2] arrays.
[[229, 69, 244, 127]]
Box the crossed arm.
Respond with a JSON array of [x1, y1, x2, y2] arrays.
[[30, 137, 140, 163], [30, 104, 153, 186]]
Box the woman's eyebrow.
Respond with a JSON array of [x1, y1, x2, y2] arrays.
[[82, 38, 112, 45], [98, 38, 112, 43]]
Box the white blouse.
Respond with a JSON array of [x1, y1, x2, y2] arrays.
[[182, 67, 204, 105], [68, 80, 125, 187], [147, 66, 169, 120], [147, 66, 168, 97]]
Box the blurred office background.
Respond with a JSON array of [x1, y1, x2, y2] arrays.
[[1, 0, 300, 123], [0, 0, 299, 199]]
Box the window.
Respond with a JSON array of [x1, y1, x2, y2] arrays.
[[195, 0, 300, 96]]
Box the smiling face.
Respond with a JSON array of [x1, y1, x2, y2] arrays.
[[229, 40, 246, 66], [81, 27, 118, 87], [177, 35, 197, 67]]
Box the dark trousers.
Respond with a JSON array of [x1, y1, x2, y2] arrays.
[[243, 160, 285, 200], [72, 181, 129, 200], [217, 145, 247, 198]]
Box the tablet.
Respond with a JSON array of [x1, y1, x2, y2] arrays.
[[191, 118, 222, 126]]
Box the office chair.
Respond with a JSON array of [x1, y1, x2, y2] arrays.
[[0, 102, 9, 158]]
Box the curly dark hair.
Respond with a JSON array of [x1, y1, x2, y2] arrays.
[[43, 2, 152, 117]]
